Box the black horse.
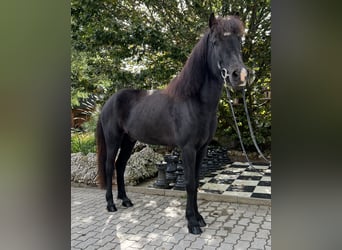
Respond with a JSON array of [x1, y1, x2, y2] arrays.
[[96, 13, 249, 234]]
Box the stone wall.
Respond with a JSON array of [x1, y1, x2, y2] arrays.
[[71, 145, 163, 186], [71, 152, 97, 186]]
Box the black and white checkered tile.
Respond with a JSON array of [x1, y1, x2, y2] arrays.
[[198, 162, 271, 199]]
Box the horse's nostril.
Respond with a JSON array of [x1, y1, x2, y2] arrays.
[[232, 70, 239, 78]]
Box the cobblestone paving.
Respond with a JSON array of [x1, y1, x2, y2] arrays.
[[72, 187, 271, 249]]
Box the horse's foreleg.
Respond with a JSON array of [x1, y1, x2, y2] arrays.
[[182, 146, 202, 234], [116, 135, 136, 208], [194, 145, 208, 227]]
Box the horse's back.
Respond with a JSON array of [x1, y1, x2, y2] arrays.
[[100, 88, 146, 130], [100, 89, 174, 144]]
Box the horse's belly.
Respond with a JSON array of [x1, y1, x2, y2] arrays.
[[125, 107, 176, 146]]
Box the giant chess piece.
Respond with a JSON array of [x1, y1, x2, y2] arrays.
[[174, 163, 186, 191], [165, 154, 178, 187], [199, 158, 208, 178], [222, 147, 232, 164], [154, 162, 168, 189], [216, 147, 226, 169], [211, 149, 219, 170], [206, 149, 216, 173]]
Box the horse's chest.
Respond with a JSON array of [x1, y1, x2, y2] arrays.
[[175, 109, 217, 146]]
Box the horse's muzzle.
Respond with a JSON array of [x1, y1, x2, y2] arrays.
[[225, 67, 248, 90], [232, 67, 247, 86], [219, 64, 251, 90]]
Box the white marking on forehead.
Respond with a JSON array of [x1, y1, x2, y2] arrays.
[[223, 32, 231, 36]]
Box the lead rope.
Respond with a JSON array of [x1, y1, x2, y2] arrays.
[[221, 69, 271, 170], [242, 90, 271, 166], [221, 69, 254, 170]]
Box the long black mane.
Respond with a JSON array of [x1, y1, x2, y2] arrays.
[[164, 31, 210, 98]]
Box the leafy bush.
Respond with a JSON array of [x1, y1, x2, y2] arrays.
[[71, 104, 100, 155], [71, 132, 96, 155]]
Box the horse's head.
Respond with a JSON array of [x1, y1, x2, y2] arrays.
[[207, 13, 250, 90]]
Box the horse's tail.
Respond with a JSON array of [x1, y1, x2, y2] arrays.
[[96, 118, 107, 189]]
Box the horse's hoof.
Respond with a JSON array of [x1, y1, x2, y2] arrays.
[[122, 199, 134, 208], [107, 204, 117, 212], [188, 225, 202, 235], [198, 217, 207, 227]]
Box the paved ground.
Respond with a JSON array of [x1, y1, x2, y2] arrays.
[[71, 187, 271, 249]]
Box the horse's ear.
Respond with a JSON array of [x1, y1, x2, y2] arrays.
[[209, 13, 217, 29]]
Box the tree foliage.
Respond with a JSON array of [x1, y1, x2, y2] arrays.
[[71, 0, 271, 151]]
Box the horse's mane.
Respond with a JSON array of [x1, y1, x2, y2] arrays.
[[164, 16, 244, 99], [164, 31, 210, 98]]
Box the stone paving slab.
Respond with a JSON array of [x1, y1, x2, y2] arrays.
[[72, 187, 271, 249]]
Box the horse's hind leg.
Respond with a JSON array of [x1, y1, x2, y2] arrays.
[[116, 134, 136, 207], [105, 136, 122, 212]]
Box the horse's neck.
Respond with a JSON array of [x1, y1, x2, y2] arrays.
[[191, 35, 223, 111], [167, 32, 223, 110], [198, 75, 223, 112], [183, 55, 222, 113]]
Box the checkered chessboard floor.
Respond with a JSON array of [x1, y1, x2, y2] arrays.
[[198, 162, 271, 199]]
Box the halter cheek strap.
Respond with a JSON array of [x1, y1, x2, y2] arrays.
[[217, 62, 221, 70]]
